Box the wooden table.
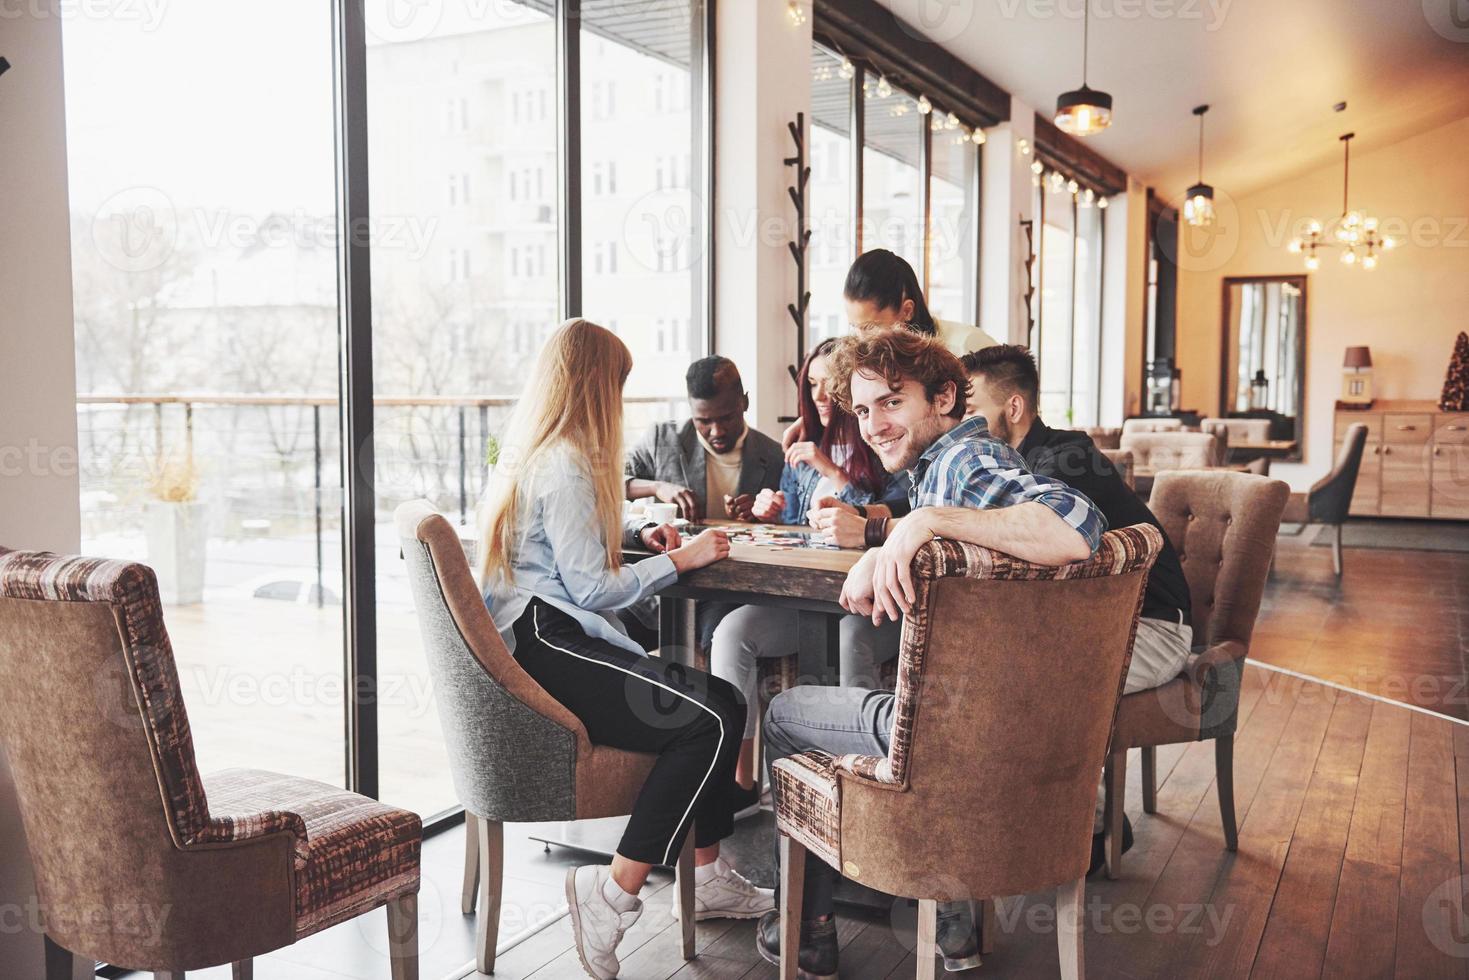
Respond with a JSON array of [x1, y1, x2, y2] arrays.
[[645, 523, 865, 684]]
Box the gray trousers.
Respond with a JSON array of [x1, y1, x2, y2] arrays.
[[760, 615, 1194, 911], [709, 605, 901, 739]]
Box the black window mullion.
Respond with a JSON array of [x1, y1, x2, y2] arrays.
[[558, 0, 582, 319], [330, 0, 378, 799]]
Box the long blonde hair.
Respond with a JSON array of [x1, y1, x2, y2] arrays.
[[478, 318, 633, 588]]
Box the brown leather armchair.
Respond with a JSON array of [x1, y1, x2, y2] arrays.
[[1103, 471, 1289, 877], [772, 526, 1163, 980], [0, 549, 421, 980], [394, 501, 697, 971], [1280, 422, 1369, 576]]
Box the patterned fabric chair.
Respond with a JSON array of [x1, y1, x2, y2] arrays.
[[393, 501, 697, 973], [772, 526, 1163, 980], [1280, 423, 1368, 577], [1103, 471, 1288, 877], [0, 549, 421, 980]]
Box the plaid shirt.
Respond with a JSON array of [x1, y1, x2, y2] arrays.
[[908, 415, 1107, 555]]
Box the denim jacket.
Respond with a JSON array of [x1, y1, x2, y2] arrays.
[[778, 453, 912, 525]]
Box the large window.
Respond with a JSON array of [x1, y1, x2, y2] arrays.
[[65, 3, 347, 787], [928, 127, 979, 324], [861, 81, 924, 275], [804, 43, 986, 348], [808, 44, 854, 344], [1032, 171, 1105, 426], [65, 0, 709, 824]]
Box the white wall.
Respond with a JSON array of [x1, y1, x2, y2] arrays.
[[979, 100, 1036, 345], [713, 0, 810, 433], [1177, 114, 1469, 488], [0, 9, 82, 978]]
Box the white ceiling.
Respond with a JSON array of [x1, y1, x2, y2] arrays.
[[875, 0, 1469, 204]]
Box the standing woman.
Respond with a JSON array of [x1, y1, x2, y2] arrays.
[[842, 247, 1000, 355], [479, 319, 773, 980], [714, 340, 907, 796]]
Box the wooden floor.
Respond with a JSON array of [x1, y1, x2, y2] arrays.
[[473, 665, 1469, 980], [1250, 525, 1469, 721]]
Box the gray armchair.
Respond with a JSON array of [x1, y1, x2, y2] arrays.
[[1280, 423, 1369, 576], [393, 501, 696, 974]]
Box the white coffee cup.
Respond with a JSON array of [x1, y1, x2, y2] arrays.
[[646, 502, 679, 524]]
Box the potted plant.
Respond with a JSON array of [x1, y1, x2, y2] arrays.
[[144, 456, 208, 605]]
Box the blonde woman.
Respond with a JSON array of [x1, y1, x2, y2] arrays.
[[479, 319, 773, 980]]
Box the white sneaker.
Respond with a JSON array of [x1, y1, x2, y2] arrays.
[[672, 858, 776, 921], [566, 865, 642, 980]]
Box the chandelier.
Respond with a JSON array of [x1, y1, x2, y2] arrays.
[[1288, 131, 1395, 270]]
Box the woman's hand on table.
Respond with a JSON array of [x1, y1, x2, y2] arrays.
[[639, 523, 681, 553], [669, 528, 730, 573], [749, 489, 785, 523]]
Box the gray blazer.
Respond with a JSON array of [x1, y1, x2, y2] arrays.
[[624, 419, 784, 512]]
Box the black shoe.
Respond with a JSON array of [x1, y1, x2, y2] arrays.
[[935, 902, 983, 972], [756, 909, 838, 980], [730, 781, 762, 821], [1088, 814, 1134, 877]]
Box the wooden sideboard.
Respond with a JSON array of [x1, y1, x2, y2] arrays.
[[1335, 400, 1469, 519]]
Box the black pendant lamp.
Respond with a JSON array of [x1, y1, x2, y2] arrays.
[[1054, 1, 1112, 136], [1183, 104, 1215, 226]]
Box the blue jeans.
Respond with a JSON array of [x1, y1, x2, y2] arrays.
[[762, 686, 895, 918]]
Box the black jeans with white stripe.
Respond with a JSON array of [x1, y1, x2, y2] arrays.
[[511, 598, 746, 866]]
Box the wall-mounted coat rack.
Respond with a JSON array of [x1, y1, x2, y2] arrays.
[[785, 111, 811, 385]]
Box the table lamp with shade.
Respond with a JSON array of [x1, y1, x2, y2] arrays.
[[1340, 346, 1374, 407]]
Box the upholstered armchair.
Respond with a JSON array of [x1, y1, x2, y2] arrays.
[[772, 526, 1163, 980], [1103, 471, 1289, 877], [1200, 417, 1271, 445], [1080, 426, 1123, 450], [1121, 417, 1184, 436], [1120, 431, 1227, 473], [1280, 423, 1369, 576], [0, 550, 422, 980], [1100, 448, 1136, 491], [393, 501, 697, 973]]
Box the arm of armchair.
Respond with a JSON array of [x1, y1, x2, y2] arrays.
[[192, 770, 311, 863]]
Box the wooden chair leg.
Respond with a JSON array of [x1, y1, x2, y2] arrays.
[[1056, 876, 1085, 980], [1216, 735, 1238, 851], [43, 936, 72, 980], [231, 961, 253, 980], [779, 835, 807, 980], [1141, 746, 1157, 814], [462, 810, 480, 915], [676, 825, 697, 960], [916, 898, 938, 980], [979, 898, 996, 955], [1104, 749, 1125, 880], [1332, 523, 1343, 577], [476, 817, 504, 975], [388, 892, 419, 980]]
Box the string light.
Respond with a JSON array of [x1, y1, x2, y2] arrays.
[[1097, 195, 1109, 210], [916, 94, 932, 115], [971, 127, 986, 145], [786, 0, 806, 26], [876, 76, 892, 99], [1030, 160, 1045, 175], [1067, 178, 1080, 195], [838, 57, 854, 80], [1017, 138, 1031, 155], [930, 113, 944, 131], [945, 112, 960, 130]]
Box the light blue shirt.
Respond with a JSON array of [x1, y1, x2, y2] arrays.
[[482, 445, 677, 656]]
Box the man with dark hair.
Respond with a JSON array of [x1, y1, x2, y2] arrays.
[[625, 356, 784, 522], [755, 327, 1105, 977], [964, 344, 1192, 695]]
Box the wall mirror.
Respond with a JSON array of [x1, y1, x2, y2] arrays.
[[1220, 275, 1306, 461]]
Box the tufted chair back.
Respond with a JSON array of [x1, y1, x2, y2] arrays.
[[1200, 417, 1270, 445], [1149, 471, 1289, 646], [1079, 426, 1122, 450], [1121, 418, 1184, 436], [1121, 430, 1226, 472]]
